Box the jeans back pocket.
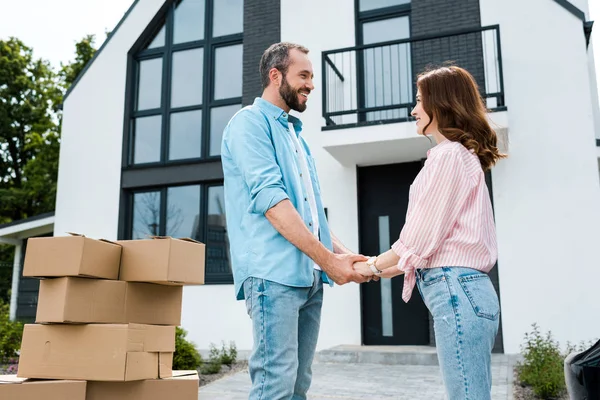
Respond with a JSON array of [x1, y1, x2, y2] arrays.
[[457, 273, 500, 321]]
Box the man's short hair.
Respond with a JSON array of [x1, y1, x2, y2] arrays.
[[259, 42, 309, 89]]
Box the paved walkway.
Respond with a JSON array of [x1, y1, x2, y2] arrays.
[[198, 355, 515, 399]]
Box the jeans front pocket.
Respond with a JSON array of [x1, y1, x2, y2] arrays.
[[457, 273, 500, 321], [420, 268, 446, 287]]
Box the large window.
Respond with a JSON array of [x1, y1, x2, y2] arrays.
[[122, 0, 242, 284], [129, 183, 231, 282], [129, 0, 243, 165], [356, 0, 412, 122]]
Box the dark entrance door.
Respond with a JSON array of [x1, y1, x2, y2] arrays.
[[358, 161, 429, 345]]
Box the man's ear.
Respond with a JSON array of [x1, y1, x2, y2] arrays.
[[269, 68, 281, 87]]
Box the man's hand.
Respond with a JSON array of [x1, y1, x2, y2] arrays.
[[323, 253, 369, 285]]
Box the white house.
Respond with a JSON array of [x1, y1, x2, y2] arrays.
[[3, 0, 600, 355]]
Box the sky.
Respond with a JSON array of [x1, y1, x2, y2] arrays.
[[0, 0, 599, 96]]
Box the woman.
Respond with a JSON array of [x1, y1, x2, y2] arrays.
[[354, 66, 506, 400]]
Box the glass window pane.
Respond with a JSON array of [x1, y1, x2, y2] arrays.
[[210, 104, 240, 156], [362, 16, 412, 121], [134, 115, 162, 164], [207, 185, 230, 274], [362, 16, 410, 44], [359, 0, 410, 12], [166, 185, 201, 239], [214, 45, 242, 100], [171, 48, 204, 108], [147, 25, 166, 49], [212, 0, 243, 37], [137, 58, 162, 110], [173, 0, 205, 44], [132, 191, 162, 239], [169, 110, 202, 160]]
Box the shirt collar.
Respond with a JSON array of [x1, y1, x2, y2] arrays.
[[254, 97, 303, 133], [427, 138, 452, 157]]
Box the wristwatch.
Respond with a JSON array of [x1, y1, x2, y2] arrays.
[[366, 256, 382, 275]]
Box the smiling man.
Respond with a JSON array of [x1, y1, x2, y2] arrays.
[[221, 42, 367, 400]]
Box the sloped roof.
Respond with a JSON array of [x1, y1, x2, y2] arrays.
[[63, 0, 140, 101]]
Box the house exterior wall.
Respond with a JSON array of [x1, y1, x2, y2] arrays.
[[55, 0, 600, 354], [479, 0, 600, 353]]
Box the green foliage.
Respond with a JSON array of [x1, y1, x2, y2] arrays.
[[174, 327, 202, 370], [201, 344, 223, 374], [200, 341, 238, 374], [0, 38, 62, 222], [0, 300, 23, 363], [516, 323, 566, 399], [58, 35, 97, 90], [217, 341, 237, 366], [0, 35, 98, 301]]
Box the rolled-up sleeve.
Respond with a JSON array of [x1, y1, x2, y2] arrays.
[[224, 110, 289, 215], [391, 150, 474, 301]]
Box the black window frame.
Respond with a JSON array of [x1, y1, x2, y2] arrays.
[[355, 1, 412, 123], [119, 0, 242, 285], [126, 0, 243, 168]]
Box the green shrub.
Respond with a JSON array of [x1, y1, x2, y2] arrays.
[[173, 327, 202, 370], [516, 323, 566, 399], [218, 341, 237, 366], [0, 300, 23, 363], [200, 344, 222, 374]]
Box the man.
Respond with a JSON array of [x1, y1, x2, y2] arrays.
[[221, 42, 368, 400]]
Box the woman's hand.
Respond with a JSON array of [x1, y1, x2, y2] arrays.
[[353, 261, 374, 277]]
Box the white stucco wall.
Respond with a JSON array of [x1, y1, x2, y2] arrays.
[[480, 0, 600, 353], [56, 0, 600, 355], [56, 0, 165, 239]]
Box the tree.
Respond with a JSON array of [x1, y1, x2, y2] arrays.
[[0, 38, 62, 222], [59, 35, 97, 90], [0, 36, 97, 304]]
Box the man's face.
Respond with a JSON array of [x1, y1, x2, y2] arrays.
[[278, 49, 315, 113]]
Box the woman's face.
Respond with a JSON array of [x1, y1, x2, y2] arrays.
[[411, 90, 434, 135]]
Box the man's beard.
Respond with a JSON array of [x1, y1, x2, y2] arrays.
[[279, 76, 307, 113]]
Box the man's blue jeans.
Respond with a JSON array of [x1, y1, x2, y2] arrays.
[[243, 269, 323, 400]]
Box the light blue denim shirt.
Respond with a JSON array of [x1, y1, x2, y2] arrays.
[[221, 97, 333, 300]]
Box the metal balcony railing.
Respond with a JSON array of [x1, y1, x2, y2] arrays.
[[322, 25, 505, 128]]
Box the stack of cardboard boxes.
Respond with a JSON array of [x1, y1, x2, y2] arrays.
[[0, 234, 205, 400]]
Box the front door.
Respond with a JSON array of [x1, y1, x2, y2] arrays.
[[358, 161, 429, 345]]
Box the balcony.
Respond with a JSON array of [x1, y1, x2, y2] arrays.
[[322, 25, 506, 130]]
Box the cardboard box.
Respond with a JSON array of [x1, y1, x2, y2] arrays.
[[0, 375, 86, 399], [118, 237, 205, 285], [23, 234, 121, 279], [18, 324, 174, 381], [36, 277, 183, 325], [86, 370, 199, 400]]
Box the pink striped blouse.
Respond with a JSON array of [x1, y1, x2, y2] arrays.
[[391, 139, 498, 302]]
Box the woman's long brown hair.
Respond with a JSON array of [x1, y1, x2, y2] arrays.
[[417, 66, 506, 171]]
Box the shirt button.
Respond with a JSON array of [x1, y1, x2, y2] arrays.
[[300, 173, 303, 177], [309, 222, 312, 226], [304, 197, 307, 201]]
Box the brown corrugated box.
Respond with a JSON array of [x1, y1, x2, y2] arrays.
[[118, 237, 205, 285], [85, 370, 198, 400], [36, 277, 183, 325], [18, 323, 174, 381], [0, 375, 86, 399], [23, 234, 121, 279]]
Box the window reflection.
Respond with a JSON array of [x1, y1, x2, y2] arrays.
[[133, 191, 161, 239], [210, 105, 240, 156], [207, 185, 230, 274], [166, 185, 201, 238]]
